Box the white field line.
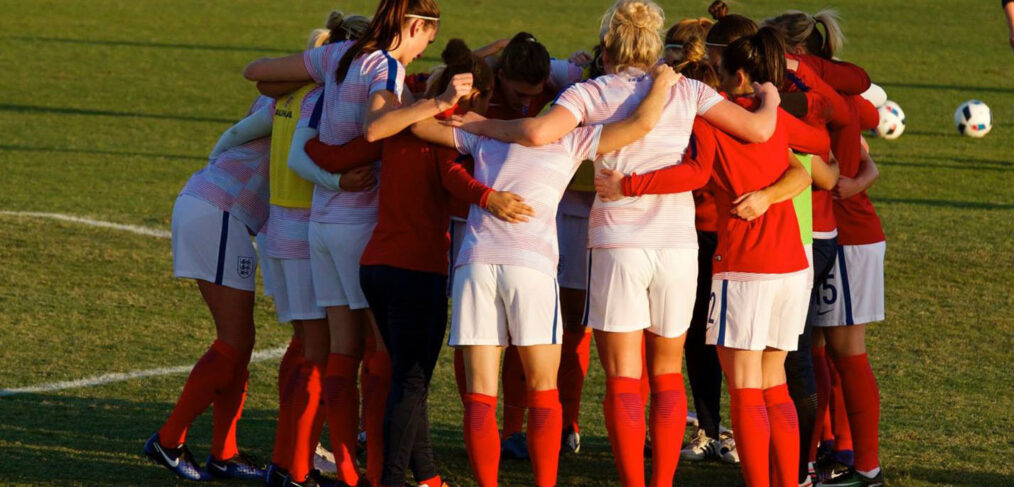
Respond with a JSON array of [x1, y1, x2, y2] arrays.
[[0, 211, 171, 239], [0, 210, 275, 397], [0, 347, 286, 397]]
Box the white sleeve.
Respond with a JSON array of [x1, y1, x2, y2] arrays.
[[693, 79, 725, 115], [288, 126, 343, 192], [548, 58, 584, 90], [452, 127, 481, 155], [209, 103, 274, 159], [553, 82, 589, 125]]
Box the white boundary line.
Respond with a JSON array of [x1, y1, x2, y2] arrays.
[[0, 210, 280, 397], [0, 347, 286, 397], [0, 211, 171, 239]]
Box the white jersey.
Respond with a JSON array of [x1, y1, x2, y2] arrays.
[[453, 125, 602, 278], [555, 68, 723, 249], [303, 42, 406, 224]]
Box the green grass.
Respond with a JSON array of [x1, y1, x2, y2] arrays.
[[0, 0, 1012, 485]]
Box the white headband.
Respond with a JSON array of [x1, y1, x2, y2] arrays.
[[405, 14, 440, 22], [665, 43, 683, 50]]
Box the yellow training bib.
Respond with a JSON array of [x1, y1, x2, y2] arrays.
[[269, 84, 318, 208]]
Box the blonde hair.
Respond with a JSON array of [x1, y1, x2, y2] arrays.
[[600, 0, 665, 72], [665, 18, 713, 61], [763, 9, 845, 58], [307, 10, 371, 50]]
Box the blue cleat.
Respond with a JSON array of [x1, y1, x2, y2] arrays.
[[205, 452, 267, 481], [265, 463, 290, 487], [143, 432, 212, 481], [500, 432, 529, 460]]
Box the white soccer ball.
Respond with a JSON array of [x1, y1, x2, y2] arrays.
[[861, 83, 888, 108], [954, 100, 992, 138], [873, 100, 906, 140]]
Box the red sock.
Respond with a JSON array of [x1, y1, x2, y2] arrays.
[[364, 350, 392, 487], [527, 389, 563, 487], [649, 374, 686, 487], [730, 388, 770, 487], [272, 337, 303, 468], [211, 364, 249, 461], [502, 347, 527, 437], [454, 348, 467, 402], [639, 338, 650, 405], [323, 353, 361, 485], [834, 353, 880, 472], [604, 377, 646, 487], [829, 360, 854, 452], [288, 361, 323, 482], [559, 329, 591, 432], [810, 346, 832, 462], [306, 405, 326, 476], [464, 393, 500, 487], [417, 475, 443, 487], [159, 340, 239, 448], [765, 385, 800, 487]]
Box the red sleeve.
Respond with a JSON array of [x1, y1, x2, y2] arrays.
[[435, 148, 493, 209], [807, 55, 871, 95], [781, 109, 831, 160], [789, 63, 851, 129], [850, 95, 880, 131], [622, 121, 716, 196], [304, 136, 381, 173]]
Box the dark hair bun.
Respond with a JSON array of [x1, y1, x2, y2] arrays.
[[442, 38, 472, 67], [708, 1, 728, 20], [325, 10, 344, 30]]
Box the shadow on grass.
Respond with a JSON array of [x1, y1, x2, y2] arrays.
[[876, 197, 1013, 211], [0, 103, 235, 124], [879, 81, 1014, 95], [9, 35, 295, 55], [901, 467, 1014, 487], [0, 144, 205, 162], [877, 157, 1011, 173]]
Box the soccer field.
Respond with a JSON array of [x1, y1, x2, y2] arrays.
[[0, 0, 1011, 485]]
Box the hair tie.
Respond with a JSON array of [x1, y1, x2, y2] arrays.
[[405, 13, 440, 21], [665, 43, 683, 50]]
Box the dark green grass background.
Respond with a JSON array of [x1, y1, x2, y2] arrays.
[[0, 0, 1011, 485]]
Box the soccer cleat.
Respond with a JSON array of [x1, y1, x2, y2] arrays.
[[500, 432, 529, 460], [265, 463, 290, 487], [205, 452, 267, 480], [680, 427, 719, 461], [817, 468, 884, 487], [283, 470, 339, 487], [717, 430, 739, 464], [686, 410, 699, 427], [143, 433, 212, 481], [561, 427, 581, 454], [313, 443, 337, 474], [817, 458, 852, 483]]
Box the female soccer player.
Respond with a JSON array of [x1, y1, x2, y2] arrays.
[[304, 38, 535, 487], [143, 97, 273, 483], [415, 62, 678, 487], [243, 2, 474, 485], [451, 2, 780, 485], [767, 10, 887, 487]]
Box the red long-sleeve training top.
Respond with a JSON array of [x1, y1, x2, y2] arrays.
[[305, 132, 492, 275]]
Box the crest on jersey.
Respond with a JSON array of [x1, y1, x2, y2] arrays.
[[237, 256, 254, 279]]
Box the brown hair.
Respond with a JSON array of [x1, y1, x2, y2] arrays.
[[721, 26, 787, 88], [763, 9, 845, 59], [425, 39, 494, 99], [671, 36, 719, 89], [496, 32, 551, 85], [335, 0, 440, 83], [665, 18, 714, 49], [600, 0, 665, 72], [705, 1, 758, 46]]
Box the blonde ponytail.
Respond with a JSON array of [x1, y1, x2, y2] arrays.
[[764, 8, 846, 58], [307, 28, 330, 49], [813, 9, 845, 57], [600, 0, 665, 72]]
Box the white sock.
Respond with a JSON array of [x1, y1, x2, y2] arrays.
[[857, 466, 881, 478]]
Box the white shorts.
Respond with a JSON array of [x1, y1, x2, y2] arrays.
[[706, 271, 810, 351], [261, 256, 326, 323], [172, 195, 257, 291], [585, 247, 697, 338], [556, 212, 590, 290], [450, 264, 563, 347], [308, 221, 375, 309], [815, 242, 886, 327], [447, 218, 467, 297], [256, 233, 272, 296]]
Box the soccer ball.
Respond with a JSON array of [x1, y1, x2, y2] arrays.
[[873, 101, 906, 140], [861, 83, 888, 108], [954, 100, 992, 138]]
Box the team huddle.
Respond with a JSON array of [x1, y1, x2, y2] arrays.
[[142, 1, 888, 487]]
